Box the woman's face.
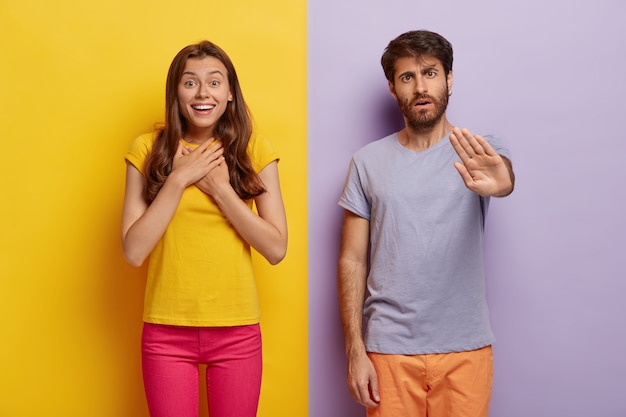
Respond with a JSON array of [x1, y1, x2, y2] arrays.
[[177, 56, 233, 142]]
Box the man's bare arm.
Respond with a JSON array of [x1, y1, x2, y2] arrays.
[[337, 210, 380, 408]]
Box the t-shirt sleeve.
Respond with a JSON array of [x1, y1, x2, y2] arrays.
[[338, 158, 371, 221], [483, 135, 511, 161], [125, 133, 154, 175], [249, 133, 279, 173]]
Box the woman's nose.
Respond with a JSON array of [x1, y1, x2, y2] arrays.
[[196, 82, 210, 97]]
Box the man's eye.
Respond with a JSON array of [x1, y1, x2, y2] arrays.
[[401, 75, 412, 82]]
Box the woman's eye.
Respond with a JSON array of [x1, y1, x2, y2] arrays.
[[184, 80, 197, 87], [210, 80, 220, 86]]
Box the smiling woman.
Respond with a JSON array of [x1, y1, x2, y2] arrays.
[[141, 41, 267, 205], [178, 57, 233, 143], [120, 40, 288, 417]]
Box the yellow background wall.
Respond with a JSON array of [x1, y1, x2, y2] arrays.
[[0, 1, 307, 416]]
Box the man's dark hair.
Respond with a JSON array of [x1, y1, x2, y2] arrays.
[[381, 30, 454, 83]]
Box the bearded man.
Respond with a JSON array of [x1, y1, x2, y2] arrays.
[[337, 30, 515, 417]]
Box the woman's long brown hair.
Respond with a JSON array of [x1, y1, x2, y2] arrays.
[[144, 41, 265, 203]]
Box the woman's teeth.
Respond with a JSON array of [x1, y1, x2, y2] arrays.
[[193, 104, 213, 110]]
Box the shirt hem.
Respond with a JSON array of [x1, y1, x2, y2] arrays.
[[365, 338, 495, 355], [143, 316, 261, 327]]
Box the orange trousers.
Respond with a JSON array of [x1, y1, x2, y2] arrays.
[[367, 346, 493, 417]]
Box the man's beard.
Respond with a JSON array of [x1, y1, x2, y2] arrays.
[[398, 87, 449, 132]]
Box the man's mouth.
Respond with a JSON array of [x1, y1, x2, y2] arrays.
[[414, 97, 431, 106]]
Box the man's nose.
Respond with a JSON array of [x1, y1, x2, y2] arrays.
[[415, 76, 427, 93]]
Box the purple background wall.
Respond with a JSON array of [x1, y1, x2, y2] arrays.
[[308, 1, 626, 416]]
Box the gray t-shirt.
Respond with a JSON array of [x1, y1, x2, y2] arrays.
[[339, 132, 510, 354]]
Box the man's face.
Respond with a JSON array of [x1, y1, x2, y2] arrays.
[[389, 56, 453, 131]]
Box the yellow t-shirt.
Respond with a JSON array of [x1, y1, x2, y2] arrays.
[[125, 132, 279, 326]]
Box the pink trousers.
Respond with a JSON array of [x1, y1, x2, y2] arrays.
[[141, 322, 262, 417]]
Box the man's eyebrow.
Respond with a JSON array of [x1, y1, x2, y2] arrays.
[[398, 70, 416, 78]]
